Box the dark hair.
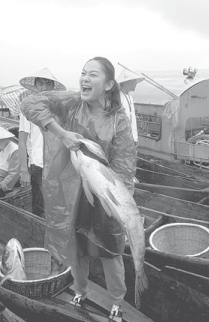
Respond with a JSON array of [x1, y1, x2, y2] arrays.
[[86, 57, 121, 114], [34, 77, 55, 88]]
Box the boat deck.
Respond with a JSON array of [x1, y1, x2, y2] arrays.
[[0, 242, 152, 322]]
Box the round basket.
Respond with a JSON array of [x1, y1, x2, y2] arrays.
[[0, 248, 72, 299], [149, 223, 209, 257]]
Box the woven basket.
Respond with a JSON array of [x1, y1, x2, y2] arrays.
[[0, 248, 72, 299], [149, 223, 209, 257]]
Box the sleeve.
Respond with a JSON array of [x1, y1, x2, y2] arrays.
[[130, 97, 138, 142], [19, 112, 31, 133], [109, 109, 136, 195], [1, 150, 20, 191], [21, 91, 79, 130]]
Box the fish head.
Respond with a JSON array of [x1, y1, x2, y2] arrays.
[[0, 238, 25, 276]]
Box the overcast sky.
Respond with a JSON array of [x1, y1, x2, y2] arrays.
[[1, 0, 209, 89]]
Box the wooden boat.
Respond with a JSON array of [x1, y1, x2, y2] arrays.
[[135, 153, 209, 203], [0, 188, 209, 321]]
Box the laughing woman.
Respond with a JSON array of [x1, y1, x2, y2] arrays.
[[21, 57, 136, 322]]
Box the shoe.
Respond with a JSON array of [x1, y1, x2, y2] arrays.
[[70, 293, 87, 308], [108, 304, 123, 322]]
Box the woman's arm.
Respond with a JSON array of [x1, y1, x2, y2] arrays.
[[21, 91, 83, 150], [21, 91, 79, 130], [46, 121, 83, 150], [109, 110, 136, 195]]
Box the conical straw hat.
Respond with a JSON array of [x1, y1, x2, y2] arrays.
[[117, 69, 144, 84], [19, 68, 66, 92], [0, 126, 14, 139]]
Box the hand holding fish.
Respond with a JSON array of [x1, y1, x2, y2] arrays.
[[61, 131, 84, 151], [46, 121, 84, 151]]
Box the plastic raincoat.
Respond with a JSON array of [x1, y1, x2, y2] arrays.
[[21, 91, 136, 267]]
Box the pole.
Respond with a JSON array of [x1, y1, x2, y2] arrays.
[[118, 62, 179, 99]]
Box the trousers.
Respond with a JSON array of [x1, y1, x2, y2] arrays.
[[71, 255, 127, 306], [30, 164, 44, 218]]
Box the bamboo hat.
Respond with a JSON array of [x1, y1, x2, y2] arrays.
[[0, 126, 14, 139], [19, 68, 66, 92], [117, 69, 144, 84]]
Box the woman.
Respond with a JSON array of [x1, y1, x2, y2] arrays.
[[21, 57, 136, 322]]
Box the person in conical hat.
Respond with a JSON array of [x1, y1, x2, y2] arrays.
[[0, 126, 20, 197], [19, 68, 66, 92], [117, 69, 144, 147], [18, 68, 66, 220]]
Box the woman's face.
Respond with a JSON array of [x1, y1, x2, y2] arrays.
[[79, 60, 111, 107]]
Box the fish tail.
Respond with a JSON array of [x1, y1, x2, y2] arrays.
[[135, 268, 148, 310]]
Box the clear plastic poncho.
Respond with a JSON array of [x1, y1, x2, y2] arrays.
[[21, 91, 136, 267]]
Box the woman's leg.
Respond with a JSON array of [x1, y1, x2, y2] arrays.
[[71, 255, 90, 297], [101, 255, 127, 306]]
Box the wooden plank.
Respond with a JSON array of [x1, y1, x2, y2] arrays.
[[134, 188, 209, 222], [137, 155, 208, 179], [0, 286, 103, 322], [136, 167, 208, 189], [137, 153, 209, 180], [145, 248, 209, 277], [135, 182, 209, 202], [61, 280, 153, 322], [137, 205, 209, 227], [0, 200, 44, 248], [161, 266, 209, 297], [89, 256, 209, 322]]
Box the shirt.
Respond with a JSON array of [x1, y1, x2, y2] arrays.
[[0, 141, 20, 191], [19, 113, 43, 168], [120, 91, 138, 142]]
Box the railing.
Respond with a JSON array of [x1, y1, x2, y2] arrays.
[[136, 113, 162, 140]]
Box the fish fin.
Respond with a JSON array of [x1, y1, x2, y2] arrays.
[[104, 188, 121, 207], [70, 151, 80, 174], [79, 138, 109, 165], [98, 165, 116, 186], [82, 177, 95, 207], [124, 229, 148, 309], [99, 195, 115, 217], [135, 268, 149, 310]]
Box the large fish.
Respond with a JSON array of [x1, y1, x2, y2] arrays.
[[71, 139, 148, 309], [0, 238, 27, 285]]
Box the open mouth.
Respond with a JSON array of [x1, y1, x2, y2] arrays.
[[82, 86, 92, 93]]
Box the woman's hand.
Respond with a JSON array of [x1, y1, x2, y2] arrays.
[[46, 121, 83, 150], [61, 131, 83, 151]]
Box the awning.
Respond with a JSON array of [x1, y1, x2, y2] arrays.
[[0, 85, 28, 117]]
